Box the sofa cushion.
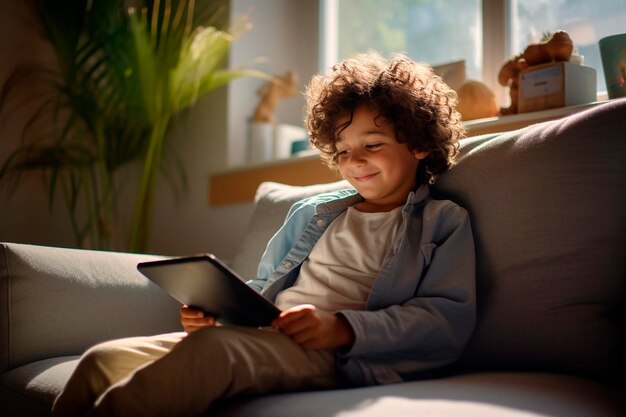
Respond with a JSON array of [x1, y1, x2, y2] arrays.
[[432, 99, 626, 381], [231, 180, 351, 279], [0, 356, 78, 417], [212, 372, 624, 417]]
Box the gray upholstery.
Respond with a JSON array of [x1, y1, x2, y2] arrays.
[[213, 372, 624, 417], [1, 99, 624, 416], [433, 100, 626, 381], [0, 244, 181, 373], [0, 244, 181, 416], [0, 357, 79, 416]]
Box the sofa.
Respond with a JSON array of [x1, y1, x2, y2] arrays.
[[1, 99, 625, 416]]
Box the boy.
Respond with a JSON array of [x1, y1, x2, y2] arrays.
[[52, 51, 475, 417]]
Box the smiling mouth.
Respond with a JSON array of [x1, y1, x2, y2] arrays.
[[353, 173, 378, 182]]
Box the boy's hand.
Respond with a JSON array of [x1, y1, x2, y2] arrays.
[[180, 305, 219, 333], [273, 304, 355, 350]]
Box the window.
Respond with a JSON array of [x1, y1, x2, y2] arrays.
[[321, 0, 626, 100], [322, 0, 482, 79]]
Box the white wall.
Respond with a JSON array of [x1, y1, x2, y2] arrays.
[[147, 88, 255, 261], [0, 0, 320, 263], [228, 0, 319, 166]]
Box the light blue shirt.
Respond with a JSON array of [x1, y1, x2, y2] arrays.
[[247, 185, 476, 386]]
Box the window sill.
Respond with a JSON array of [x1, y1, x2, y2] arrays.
[[209, 153, 340, 206], [209, 101, 606, 206], [462, 100, 605, 135]]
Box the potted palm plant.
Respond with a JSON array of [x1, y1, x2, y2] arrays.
[[0, 0, 261, 252]]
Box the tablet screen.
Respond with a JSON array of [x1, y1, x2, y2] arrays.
[[138, 254, 280, 327]]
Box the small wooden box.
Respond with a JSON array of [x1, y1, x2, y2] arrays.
[[518, 62, 596, 113]]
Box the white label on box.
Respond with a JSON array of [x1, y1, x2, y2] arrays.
[[521, 66, 563, 99]]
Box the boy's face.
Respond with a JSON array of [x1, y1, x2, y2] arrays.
[[335, 105, 428, 212]]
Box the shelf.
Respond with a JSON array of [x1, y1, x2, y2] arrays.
[[209, 154, 341, 206], [209, 101, 605, 206], [462, 101, 605, 136]]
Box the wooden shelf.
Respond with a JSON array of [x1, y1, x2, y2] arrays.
[[463, 101, 604, 136], [209, 155, 341, 206], [209, 101, 605, 206]]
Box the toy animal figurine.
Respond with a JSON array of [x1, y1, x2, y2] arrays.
[[498, 31, 574, 115], [456, 80, 499, 121], [252, 71, 299, 123]]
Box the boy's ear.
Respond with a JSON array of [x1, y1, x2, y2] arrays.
[[414, 150, 430, 160]]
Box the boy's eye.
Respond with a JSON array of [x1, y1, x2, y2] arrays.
[[336, 149, 350, 158], [365, 143, 382, 150]]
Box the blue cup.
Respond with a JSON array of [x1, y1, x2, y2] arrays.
[[599, 33, 626, 99]]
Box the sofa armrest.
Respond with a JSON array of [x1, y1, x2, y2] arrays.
[[0, 243, 182, 373]]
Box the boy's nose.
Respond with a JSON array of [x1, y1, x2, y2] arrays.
[[348, 149, 366, 166]]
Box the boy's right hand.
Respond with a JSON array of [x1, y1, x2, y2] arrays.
[[180, 305, 218, 333]]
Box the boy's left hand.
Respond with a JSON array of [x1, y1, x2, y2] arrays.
[[273, 304, 355, 350]]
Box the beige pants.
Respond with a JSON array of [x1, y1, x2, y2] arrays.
[[52, 326, 339, 417]]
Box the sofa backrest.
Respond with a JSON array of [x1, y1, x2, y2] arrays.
[[232, 99, 625, 382], [433, 99, 625, 381], [0, 243, 181, 372]]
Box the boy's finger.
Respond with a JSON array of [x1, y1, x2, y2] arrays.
[[181, 307, 205, 318], [276, 304, 316, 323], [274, 310, 309, 328]]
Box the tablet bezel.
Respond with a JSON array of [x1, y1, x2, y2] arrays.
[[137, 254, 280, 327]]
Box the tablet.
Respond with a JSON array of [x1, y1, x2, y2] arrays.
[[137, 254, 280, 327]]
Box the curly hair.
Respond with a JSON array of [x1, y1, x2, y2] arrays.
[[304, 51, 465, 185]]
